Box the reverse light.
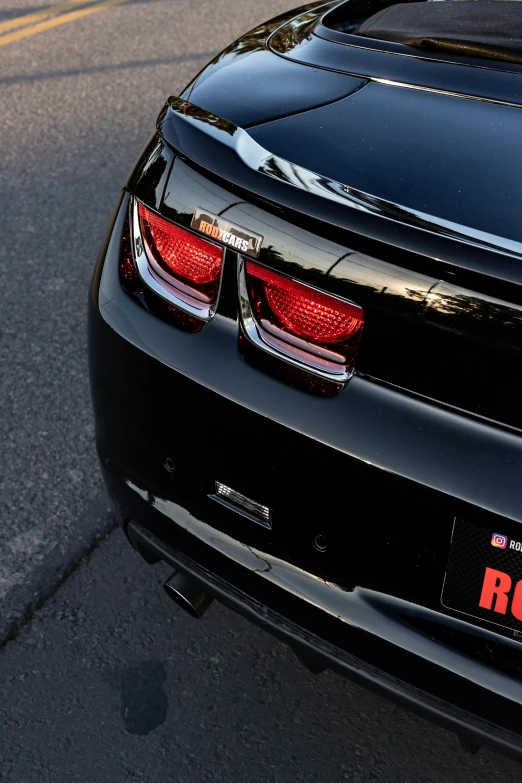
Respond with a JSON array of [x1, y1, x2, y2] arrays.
[[238, 259, 363, 390], [129, 198, 224, 325]]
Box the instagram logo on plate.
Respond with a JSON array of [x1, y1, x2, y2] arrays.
[[491, 533, 509, 549]]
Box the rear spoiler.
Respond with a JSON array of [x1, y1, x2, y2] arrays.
[[157, 96, 522, 282]]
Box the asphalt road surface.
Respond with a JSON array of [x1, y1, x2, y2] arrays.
[[2, 530, 522, 783], [0, 0, 290, 636], [1, 0, 522, 779]]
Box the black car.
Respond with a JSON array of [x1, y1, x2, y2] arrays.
[[89, 0, 522, 760]]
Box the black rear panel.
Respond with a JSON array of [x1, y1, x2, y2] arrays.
[[160, 155, 522, 431]]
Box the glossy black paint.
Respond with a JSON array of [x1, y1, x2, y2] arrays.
[[89, 192, 522, 756], [161, 155, 522, 430], [158, 97, 522, 287], [89, 0, 522, 759], [248, 82, 522, 243], [126, 134, 174, 211], [182, 35, 365, 127], [94, 197, 522, 524], [179, 1, 361, 128], [271, 2, 522, 103]]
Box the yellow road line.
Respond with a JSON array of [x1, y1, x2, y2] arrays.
[[0, 0, 102, 35], [0, 0, 126, 47]]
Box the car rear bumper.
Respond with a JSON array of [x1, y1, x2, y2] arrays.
[[119, 514, 522, 760], [89, 192, 522, 760]]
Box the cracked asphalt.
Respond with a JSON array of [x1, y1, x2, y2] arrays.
[[1, 0, 522, 779], [0, 0, 290, 637]]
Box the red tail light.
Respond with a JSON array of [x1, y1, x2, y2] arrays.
[[128, 200, 224, 327], [138, 203, 223, 304], [240, 260, 363, 387]]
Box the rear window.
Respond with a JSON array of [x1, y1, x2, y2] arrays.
[[324, 0, 522, 64]]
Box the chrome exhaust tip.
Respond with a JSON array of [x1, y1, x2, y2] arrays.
[[163, 571, 213, 619]]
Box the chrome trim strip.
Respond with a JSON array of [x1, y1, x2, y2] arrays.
[[237, 257, 353, 383], [371, 77, 522, 110], [162, 97, 522, 262], [130, 196, 221, 321]]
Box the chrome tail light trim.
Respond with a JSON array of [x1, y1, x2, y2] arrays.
[[237, 257, 354, 383], [130, 196, 222, 322]]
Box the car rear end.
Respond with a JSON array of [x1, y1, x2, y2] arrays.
[[89, 0, 522, 760]]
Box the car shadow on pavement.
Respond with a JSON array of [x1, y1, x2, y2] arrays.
[[1, 529, 521, 783]]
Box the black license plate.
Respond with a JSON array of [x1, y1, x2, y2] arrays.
[[442, 518, 522, 635]]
